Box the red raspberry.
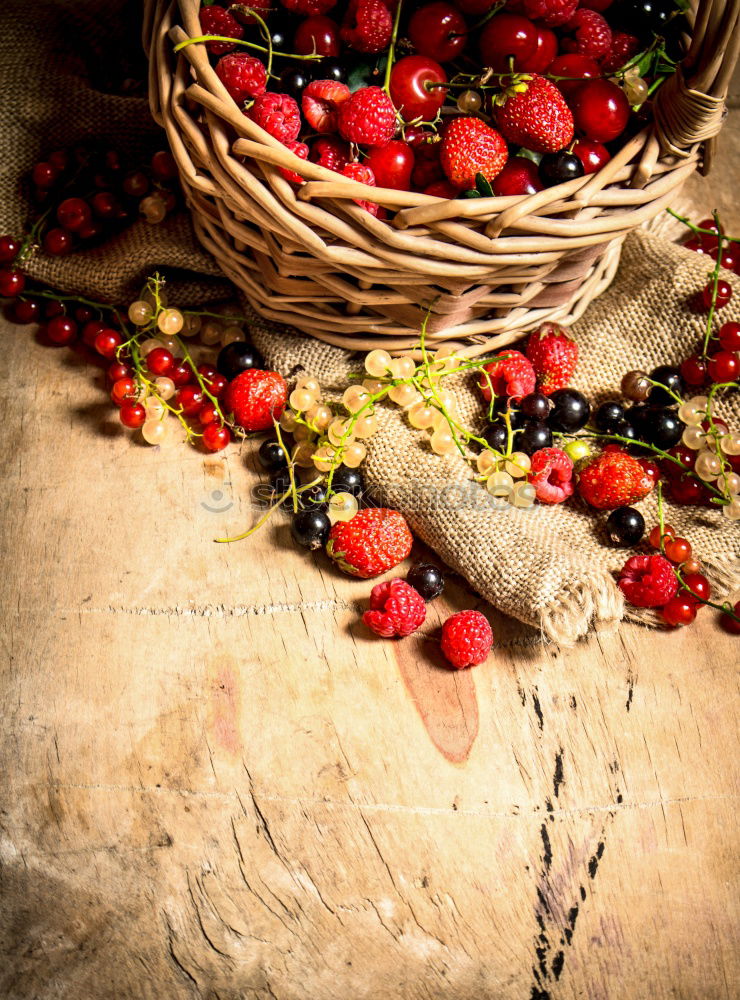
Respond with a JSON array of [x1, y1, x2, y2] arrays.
[[199, 6, 245, 55], [310, 136, 350, 172], [278, 140, 309, 183], [439, 117, 508, 189], [411, 140, 443, 189], [525, 322, 578, 394], [479, 350, 536, 403], [342, 162, 380, 215], [342, 0, 393, 53], [440, 610, 493, 669], [563, 10, 612, 59], [363, 579, 426, 637], [223, 369, 287, 431], [249, 92, 301, 142], [215, 53, 267, 105], [578, 447, 656, 510], [338, 87, 397, 146], [496, 74, 574, 155], [280, 0, 337, 14], [302, 79, 351, 134], [522, 0, 578, 27], [617, 554, 679, 609], [327, 508, 413, 578], [529, 447, 574, 504], [601, 32, 641, 73]]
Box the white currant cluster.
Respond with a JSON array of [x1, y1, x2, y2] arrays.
[[678, 395, 740, 520]]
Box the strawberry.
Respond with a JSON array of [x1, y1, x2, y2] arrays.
[[440, 117, 508, 189], [478, 350, 536, 403], [327, 508, 413, 578], [525, 322, 578, 395], [223, 369, 287, 432], [578, 447, 657, 510], [496, 75, 574, 154], [302, 80, 351, 134]]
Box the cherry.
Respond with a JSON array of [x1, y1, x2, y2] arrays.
[[108, 361, 133, 383], [492, 156, 543, 196], [680, 354, 708, 386], [146, 347, 175, 376], [546, 54, 600, 97], [119, 401, 146, 429], [94, 328, 122, 359], [198, 402, 219, 426], [570, 79, 630, 142], [719, 600, 740, 635], [365, 141, 415, 191], [424, 180, 459, 197], [43, 228, 74, 256], [0, 236, 20, 263], [409, 3, 467, 64], [74, 305, 95, 324], [82, 320, 106, 347], [12, 299, 41, 324], [389, 55, 447, 123], [46, 315, 78, 345], [169, 362, 193, 388], [202, 423, 231, 452], [57, 197, 92, 233], [660, 444, 695, 479], [294, 15, 339, 57], [538, 151, 584, 187], [176, 385, 204, 416], [151, 150, 178, 181], [648, 523, 675, 548], [683, 237, 706, 254], [480, 13, 538, 72], [572, 139, 610, 175], [707, 350, 739, 383], [702, 279, 732, 309], [521, 26, 557, 73], [0, 269, 25, 297], [111, 377, 138, 406], [682, 573, 710, 604], [719, 323, 740, 352], [664, 536, 692, 564], [661, 596, 696, 627], [32, 162, 58, 189]]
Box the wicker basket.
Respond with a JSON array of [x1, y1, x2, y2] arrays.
[[144, 0, 740, 356]]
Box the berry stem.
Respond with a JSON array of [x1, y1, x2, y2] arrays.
[[173, 34, 322, 62], [383, 0, 404, 95]]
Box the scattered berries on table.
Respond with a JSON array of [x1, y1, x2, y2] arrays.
[[224, 369, 288, 432], [440, 610, 493, 669], [363, 579, 427, 638], [327, 508, 413, 578], [406, 563, 445, 602]]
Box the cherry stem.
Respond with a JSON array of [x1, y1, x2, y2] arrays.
[[383, 0, 404, 95]]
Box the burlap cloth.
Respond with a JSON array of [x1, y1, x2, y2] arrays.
[[2, 0, 738, 644]]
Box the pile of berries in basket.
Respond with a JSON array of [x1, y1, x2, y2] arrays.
[[196, 0, 687, 208]]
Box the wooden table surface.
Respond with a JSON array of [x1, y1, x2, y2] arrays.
[[2, 127, 740, 998]]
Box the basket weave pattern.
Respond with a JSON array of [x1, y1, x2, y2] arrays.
[[144, 0, 740, 355]]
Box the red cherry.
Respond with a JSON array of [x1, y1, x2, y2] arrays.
[[707, 350, 739, 383], [56, 197, 92, 233], [294, 15, 340, 57], [91, 191, 119, 219], [389, 55, 447, 123], [176, 385, 204, 416], [572, 138, 610, 175], [661, 596, 697, 627], [680, 354, 708, 386], [12, 299, 41, 324], [202, 423, 231, 452], [48, 149, 68, 172], [719, 600, 740, 635], [94, 329, 122, 359], [365, 141, 415, 190], [660, 444, 695, 480], [546, 54, 600, 97], [32, 162, 58, 189], [410, 140, 443, 188], [682, 573, 710, 604], [151, 150, 177, 181], [520, 26, 557, 73], [0, 269, 25, 297], [169, 362, 193, 387], [480, 13, 538, 72], [75, 305, 95, 324], [665, 536, 692, 564], [198, 402, 219, 426], [108, 361, 133, 382], [570, 79, 630, 142], [146, 347, 175, 376], [82, 320, 106, 347], [683, 237, 707, 254], [0, 235, 20, 263], [119, 401, 147, 429], [492, 156, 543, 196], [455, 0, 496, 11], [409, 3, 467, 64], [111, 377, 138, 406], [702, 279, 732, 309], [43, 227, 74, 256]]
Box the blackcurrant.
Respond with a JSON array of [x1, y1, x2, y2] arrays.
[[648, 365, 684, 405], [406, 563, 444, 602], [643, 408, 684, 449], [331, 465, 365, 498], [507, 408, 527, 431], [258, 438, 288, 473], [279, 65, 314, 100], [519, 421, 553, 455], [594, 400, 625, 432], [317, 58, 347, 84], [291, 509, 331, 550], [271, 470, 292, 499], [539, 152, 584, 188], [217, 340, 265, 380], [297, 482, 328, 511], [605, 506, 645, 546], [547, 389, 590, 432], [483, 423, 508, 451], [520, 392, 551, 422]]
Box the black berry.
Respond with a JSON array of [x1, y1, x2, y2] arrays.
[[297, 482, 328, 511], [258, 438, 288, 473], [605, 506, 645, 546], [519, 421, 553, 455], [317, 58, 348, 84], [539, 152, 584, 188], [217, 340, 265, 380], [594, 400, 625, 432], [648, 365, 684, 405], [407, 563, 444, 601], [547, 389, 590, 432], [331, 465, 365, 499], [643, 408, 684, 449], [483, 423, 508, 451], [520, 392, 551, 422], [279, 65, 313, 99], [291, 509, 331, 550]]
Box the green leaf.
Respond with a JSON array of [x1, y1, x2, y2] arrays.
[[475, 172, 493, 197], [516, 148, 542, 165], [460, 189, 481, 199], [348, 55, 387, 93]]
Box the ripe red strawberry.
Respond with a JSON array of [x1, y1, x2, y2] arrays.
[[529, 447, 574, 504], [215, 53, 267, 105], [522, 0, 577, 26], [601, 32, 641, 73], [310, 136, 351, 172], [338, 87, 397, 146], [440, 610, 493, 669], [618, 554, 679, 608], [478, 350, 536, 403], [496, 75, 574, 154], [249, 93, 301, 142], [327, 508, 413, 578], [342, 0, 393, 53], [563, 10, 612, 59], [578, 447, 657, 510], [440, 117, 508, 189], [302, 80, 351, 134], [342, 162, 379, 215], [199, 6, 245, 55], [279, 140, 309, 183], [223, 369, 287, 431], [363, 579, 426, 637], [525, 322, 578, 394]]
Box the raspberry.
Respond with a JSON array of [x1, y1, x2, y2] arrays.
[[309, 136, 350, 172], [342, 162, 380, 215], [223, 369, 288, 431], [439, 117, 508, 189], [249, 92, 301, 142], [279, 140, 309, 183], [525, 322, 578, 394], [363, 579, 426, 637], [215, 53, 267, 105], [411, 141, 443, 189], [302, 79, 351, 134], [617, 554, 679, 609], [529, 447, 574, 504], [563, 10, 612, 59], [280, 0, 337, 14], [338, 87, 397, 146], [342, 0, 393, 53], [496, 75, 574, 155], [601, 32, 641, 73], [578, 447, 656, 510], [440, 610, 493, 669], [199, 6, 245, 55], [479, 350, 536, 403], [522, 0, 578, 27], [327, 508, 413, 578]]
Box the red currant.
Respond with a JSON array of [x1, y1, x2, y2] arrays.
[[119, 401, 146, 429], [409, 3, 467, 64], [146, 347, 175, 376], [108, 361, 133, 382], [719, 600, 740, 635], [649, 523, 675, 549], [520, 26, 557, 73], [479, 13, 538, 72], [660, 445, 695, 479], [202, 423, 231, 452], [44, 299, 65, 318], [151, 150, 177, 181], [12, 299, 41, 324], [94, 328, 122, 359], [49, 149, 68, 172], [0, 269, 25, 297], [169, 362, 193, 388], [702, 279, 732, 309], [707, 350, 739, 383], [492, 156, 543, 196], [682, 573, 710, 604], [74, 305, 95, 324], [710, 245, 739, 271], [664, 536, 692, 564], [206, 372, 228, 398], [570, 79, 630, 142], [57, 197, 92, 233], [111, 377, 138, 406], [365, 141, 415, 191], [661, 596, 697, 627], [198, 402, 219, 425], [91, 191, 119, 219], [32, 162, 58, 189], [78, 221, 103, 241], [43, 227, 74, 256], [683, 237, 706, 254], [389, 55, 447, 123], [46, 315, 78, 345], [294, 15, 340, 57], [546, 54, 600, 97], [0, 235, 20, 263], [680, 354, 708, 386], [718, 322, 740, 352], [176, 385, 204, 416], [82, 320, 106, 347], [572, 139, 610, 175], [668, 475, 714, 507]]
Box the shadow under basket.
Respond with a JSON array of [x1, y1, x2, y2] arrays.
[[144, 0, 740, 356]]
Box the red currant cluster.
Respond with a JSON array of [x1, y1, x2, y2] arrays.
[[192, 0, 685, 208]]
